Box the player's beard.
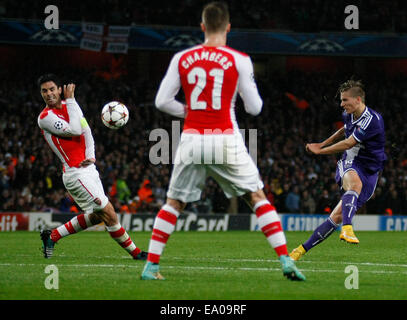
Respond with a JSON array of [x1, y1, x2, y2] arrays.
[[46, 96, 61, 108]]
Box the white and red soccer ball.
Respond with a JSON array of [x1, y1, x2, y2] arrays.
[[101, 101, 129, 129]]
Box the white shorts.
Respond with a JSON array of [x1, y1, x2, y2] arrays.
[[167, 132, 264, 203], [62, 164, 109, 213]]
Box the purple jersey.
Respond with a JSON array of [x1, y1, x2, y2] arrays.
[[341, 106, 386, 174]]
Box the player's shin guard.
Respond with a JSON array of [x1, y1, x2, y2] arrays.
[[147, 204, 180, 264], [50, 213, 95, 242], [254, 200, 288, 257], [341, 190, 359, 226], [106, 223, 141, 258], [302, 217, 339, 251]]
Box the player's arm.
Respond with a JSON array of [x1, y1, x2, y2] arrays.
[[64, 84, 84, 135], [320, 127, 346, 147], [80, 120, 96, 167], [155, 53, 186, 118], [38, 110, 82, 137], [305, 127, 345, 154], [312, 112, 383, 156], [237, 55, 263, 116], [65, 84, 96, 166], [352, 114, 382, 144], [307, 135, 357, 155], [64, 98, 84, 134]]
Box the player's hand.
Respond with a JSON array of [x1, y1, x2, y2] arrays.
[[79, 158, 95, 167], [64, 83, 76, 99], [306, 143, 322, 155]]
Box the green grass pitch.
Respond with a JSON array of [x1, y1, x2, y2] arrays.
[[0, 231, 406, 300]]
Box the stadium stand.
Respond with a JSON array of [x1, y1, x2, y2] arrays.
[[0, 0, 406, 32], [0, 57, 406, 215], [0, 0, 406, 215]]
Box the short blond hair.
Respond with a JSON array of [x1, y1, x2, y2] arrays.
[[339, 79, 365, 103]]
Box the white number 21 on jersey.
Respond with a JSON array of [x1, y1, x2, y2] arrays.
[[187, 67, 224, 110]]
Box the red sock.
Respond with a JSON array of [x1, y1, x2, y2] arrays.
[[50, 229, 62, 242], [50, 213, 92, 243], [106, 223, 141, 258], [147, 204, 179, 264], [254, 200, 288, 257]]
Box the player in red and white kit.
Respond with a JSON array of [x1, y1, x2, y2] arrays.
[[141, 2, 305, 281], [37, 74, 147, 260]]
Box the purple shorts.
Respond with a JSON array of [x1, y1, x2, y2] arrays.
[[335, 159, 379, 209]]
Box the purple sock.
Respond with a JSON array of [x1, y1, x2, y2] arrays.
[[341, 190, 359, 225], [303, 217, 338, 251]]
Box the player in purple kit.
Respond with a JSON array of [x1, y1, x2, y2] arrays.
[[290, 79, 386, 261]]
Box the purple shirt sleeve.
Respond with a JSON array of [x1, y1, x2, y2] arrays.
[[352, 115, 380, 143]]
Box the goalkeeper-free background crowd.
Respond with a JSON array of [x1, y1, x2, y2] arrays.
[[0, 0, 406, 215], [1, 63, 406, 215]]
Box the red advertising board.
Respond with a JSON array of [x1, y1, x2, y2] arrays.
[[0, 213, 29, 231]]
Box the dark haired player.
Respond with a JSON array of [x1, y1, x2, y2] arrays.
[[290, 80, 386, 260], [37, 74, 147, 260]]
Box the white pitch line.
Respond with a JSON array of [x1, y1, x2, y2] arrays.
[[163, 266, 407, 275], [13, 254, 407, 268], [0, 263, 406, 275], [171, 257, 407, 268]]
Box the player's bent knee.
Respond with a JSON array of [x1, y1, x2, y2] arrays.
[[343, 171, 363, 193], [353, 182, 363, 193], [166, 198, 186, 212], [97, 202, 119, 226], [346, 183, 362, 194], [245, 189, 266, 207], [88, 212, 102, 225]]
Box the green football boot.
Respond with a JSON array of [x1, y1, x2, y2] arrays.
[[279, 255, 306, 281], [141, 261, 165, 280]]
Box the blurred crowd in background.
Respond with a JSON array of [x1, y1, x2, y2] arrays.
[[0, 0, 406, 215], [1, 57, 406, 215], [1, 0, 406, 33]]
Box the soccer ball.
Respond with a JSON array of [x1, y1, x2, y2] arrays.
[[101, 101, 129, 129]]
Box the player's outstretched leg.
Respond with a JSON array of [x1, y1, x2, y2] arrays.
[[289, 216, 340, 261], [40, 229, 55, 258], [40, 213, 99, 258], [252, 198, 305, 281], [141, 203, 181, 280], [340, 190, 360, 244], [106, 223, 147, 260], [101, 202, 147, 260]]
